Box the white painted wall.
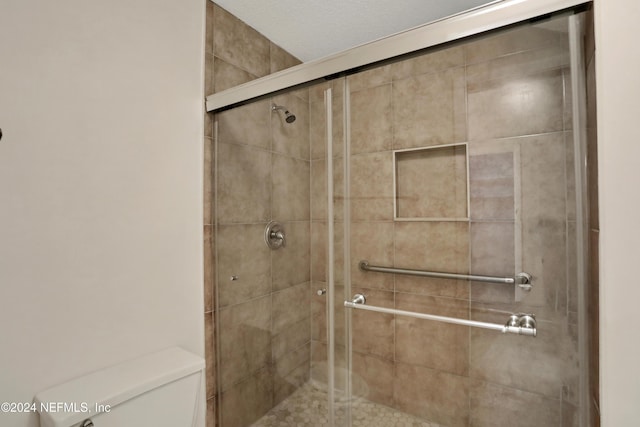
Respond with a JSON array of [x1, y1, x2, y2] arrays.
[[0, 1, 205, 426], [595, 0, 640, 425]]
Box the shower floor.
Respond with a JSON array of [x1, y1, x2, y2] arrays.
[[251, 382, 441, 427]]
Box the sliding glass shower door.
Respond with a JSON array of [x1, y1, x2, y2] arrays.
[[212, 9, 590, 427], [339, 11, 588, 427]]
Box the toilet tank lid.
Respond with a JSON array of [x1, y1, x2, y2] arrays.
[[35, 347, 204, 427]]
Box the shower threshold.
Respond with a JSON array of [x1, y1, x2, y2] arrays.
[[251, 381, 442, 427]]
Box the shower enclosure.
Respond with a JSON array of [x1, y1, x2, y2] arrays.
[[210, 5, 594, 426]]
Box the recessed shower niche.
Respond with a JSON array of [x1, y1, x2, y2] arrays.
[[393, 143, 469, 221]]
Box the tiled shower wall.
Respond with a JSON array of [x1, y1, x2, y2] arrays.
[[204, 5, 592, 427], [310, 18, 582, 427], [202, 2, 304, 426]]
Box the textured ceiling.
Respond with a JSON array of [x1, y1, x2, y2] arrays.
[[213, 0, 498, 62]]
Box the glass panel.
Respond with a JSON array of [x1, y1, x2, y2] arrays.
[[212, 86, 310, 426], [213, 78, 349, 426], [343, 12, 587, 427]]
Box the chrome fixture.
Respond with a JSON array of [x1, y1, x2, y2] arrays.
[[81, 420, 94, 427], [345, 294, 536, 337], [230, 275, 238, 281], [351, 293, 366, 305], [271, 104, 296, 123], [264, 221, 286, 249], [505, 313, 537, 330], [359, 260, 533, 291], [317, 289, 327, 296]]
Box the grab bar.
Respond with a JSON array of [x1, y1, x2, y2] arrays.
[[359, 260, 532, 291], [344, 294, 536, 337]]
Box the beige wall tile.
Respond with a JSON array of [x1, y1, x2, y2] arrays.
[[469, 221, 515, 304], [565, 131, 577, 221], [310, 281, 327, 343], [393, 67, 466, 149], [310, 342, 347, 388], [203, 225, 214, 312], [469, 379, 561, 427], [309, 341, 327, 385], [310, 92, 344, 161], [521, 133, 567, 222], [521, 218, 567, 311], [310, 221, 344, 287], [394, 362, 469, 426], [351, 351, 394, 406], [466, 44, 569, 86], [351, 287, 394, 360], [272, 316, 310, 361], [213, 4, 270, 77], [203, 137, 213, 224], [335, 286, 348, 347], [273, 344, 310, 404], [347, 64, 391, 92], [563, 400, 579, 427], [564, 69, 573, 131], [219, 296, 271, 389], [567, 222, 578, 313], [220, 367, 273, 427], [272, 221, 310, 291], [273, 355, 309, 406], [217, 224, 271, 307], [469, 151, 515, 221], [395, 221, 470, 274], [467, 69, 564, 141], [310, 284, 347, 344], [213, 57, 256, 93], [312, 157, 345, 222], [395, 145, 468, 219], [350, 84, 393, 155], [395, 275, 469, 300], [270, 42, 301, 74], [216, 143, 271, 223], [206, 396, 216, 427], [272, 282, 310, 334], [390, 45, 464, 81], [351, 221, 394, 290], [272, 155, 310, 221], [310, 97, 327, 160], [395, 293, 469, 376], [393, 220, 469, 300], [465, 22, 568, 65], [350, 152, 394, 221], [216, 99, 270, 149], [311, 222, 327, 282], [311, 159, 327, 221], [205, 0, 214, 55], [205, 312, 215, 399], [470, 304, 576, 400], [204, 53, 214, 99]]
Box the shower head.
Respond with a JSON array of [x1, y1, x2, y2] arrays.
[[271, 104, 296, 123]]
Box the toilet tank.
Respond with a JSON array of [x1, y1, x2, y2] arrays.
[[35, 347, 205, 427]]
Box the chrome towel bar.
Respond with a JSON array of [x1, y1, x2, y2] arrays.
[[344, 294, 536, 337], [359, 260, 532, 291]]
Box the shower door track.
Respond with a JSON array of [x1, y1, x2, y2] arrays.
[[205, 0, 590, 112]]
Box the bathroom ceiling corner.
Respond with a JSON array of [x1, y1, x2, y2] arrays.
[[212, 0, 498, 62]]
